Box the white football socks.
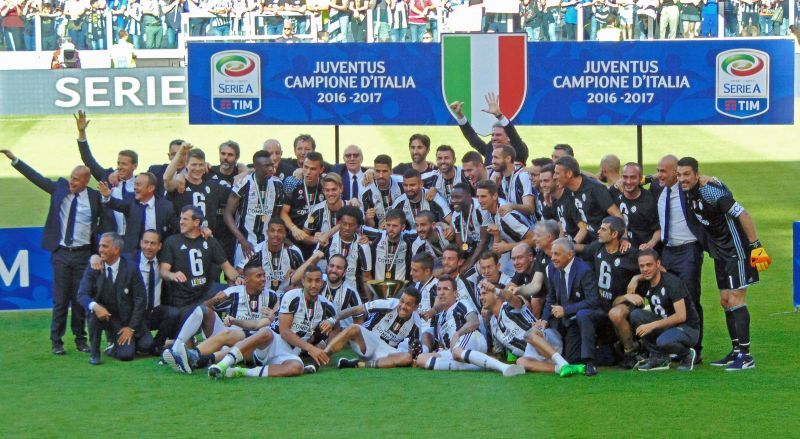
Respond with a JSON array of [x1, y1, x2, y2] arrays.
[[551, 353, 568, 374], [175, 306, 204, 344], [463, 350, 509, 374]]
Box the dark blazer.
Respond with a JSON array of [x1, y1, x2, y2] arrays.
[[330, 164, 369, 200], [147, 163, 169, 197], [543, 257, 600, 326], [458, 119, 529, 166], [78, 139, 136, 233], [12, 159, 101, 252], [104, 196, 177, 252], [78, 254, 147, 331]]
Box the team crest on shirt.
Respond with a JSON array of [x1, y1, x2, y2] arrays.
[[631, 206, 637, 213], [203, 241, 208, 249], [614, 258, 620, 267], [205, 186, 211, 194]]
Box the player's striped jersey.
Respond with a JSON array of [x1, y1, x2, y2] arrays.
[[433, 299, 477, 349], [452, 200, 482, 255], [318, 232, 372, 286], [478, 199, 531, 244], [465, 271, 512, 309], [363, 298, 422, 347], [231, 175, 284, 245], [365, 229, 414, 281], [413, 276, 438, 317], [304, 200, 342, 235], [391, 193, 452, 227], [685, 181, 749, 261], [489, 164, 534, 207], [489, 303, 536, 358], [273, 288, 336, 341], [238, 241, 304, 294], [410, 226, 450, 259], [360, 179, 404, 226], [321, 279, 361, 317], [421, 166, 470, 203], [223, 285, 280, 321]]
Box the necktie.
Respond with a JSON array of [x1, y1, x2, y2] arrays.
[[352, 175, 359, 199], [147, 260, 156, 310], [663, 186, 671, 244], [120, 180, 128, 198], [64, 195, 79, 246], [140, 202, 148, 239], [107, 266, 114, 283]]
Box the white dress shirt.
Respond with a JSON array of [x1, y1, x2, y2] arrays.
[[111, 177, 135, 235], [139, 253, 162, 308], [657, 182, 696, 247]]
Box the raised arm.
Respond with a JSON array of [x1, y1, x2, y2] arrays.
[[1, 150, 57, 194], [164, 142, 192, 192], [74, 111, 110, 182], [449, 101, 490, 157]]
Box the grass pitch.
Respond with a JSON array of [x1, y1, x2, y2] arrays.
[[1, 112, 800, 437]]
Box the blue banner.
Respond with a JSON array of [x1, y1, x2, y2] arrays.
[[188, 39, 794, 126], [0, 227, 53, 310]]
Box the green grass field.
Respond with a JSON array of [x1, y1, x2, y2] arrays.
[[1, 112, 800, 437]]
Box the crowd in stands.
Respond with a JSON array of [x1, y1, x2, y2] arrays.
[[1, 0, 797, 51]]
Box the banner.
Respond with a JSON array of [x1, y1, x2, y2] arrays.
[[0, 67, 186, 115], [187, 38, 795, 126], [0, 227, 52, 310]]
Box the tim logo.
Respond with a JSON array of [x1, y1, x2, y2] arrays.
[[211, 50, 261, 118], [716, 49, 769, 119]]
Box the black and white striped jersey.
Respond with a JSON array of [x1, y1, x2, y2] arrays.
[[363, 298, 422, 347], [489, 302, 536, 358], [273, 288, 336, 341]]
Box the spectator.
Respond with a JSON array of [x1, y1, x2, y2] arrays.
[[207, 0, 231, 36], [187, 0, 207, 35], [659, 0, 680, 38], [590, 0, 611, 40], [372, 0, 391, 41], [125, 0, 142, 47], [678, 0, 699, 37], [739, 0, 759, 36], [64, 0, 89, 48], [22, 0, 39, 51], [723, 0, 738, 36], [3, 0, 26, 50], [86, 0, 106, 50], [328, 0, 351, 42], [110, 29, 136, 66], [521, 0, 545, 41], [40, 1, 60, 50], [420, 28, 431, 40], [108, 0, 130, 41], [140, 0, 162, 48], [306, 0, 328, 36], [636, 0, 658, 38], [275, 17, 300, 40], [283, 0, 306, 34], [388, 0, 407, 41], [162, 0, 184, 47], [617, 0, 634, 39], [595, 12, 622, 40], [544, 0, 560, 40], [229, 0, 255, 35], [773, 0, 787, 35], [699, 0, 718, 37], [407, 0, 431, 42], [560, 0, 579, 40], [349, 0, 372, 41], [260, 0, 282, 35], [758, 0, 773, 36]]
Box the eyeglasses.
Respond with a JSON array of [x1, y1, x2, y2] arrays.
[[344, 153, 361, 159]]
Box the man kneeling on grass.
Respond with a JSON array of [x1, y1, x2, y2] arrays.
[[324, 286, 423, 369], [625, 249, 701, 372], [206, 266, 337, 379]]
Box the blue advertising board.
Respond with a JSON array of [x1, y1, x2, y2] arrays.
[[188, 38, 794, 127], [0, 227, 53, 310]]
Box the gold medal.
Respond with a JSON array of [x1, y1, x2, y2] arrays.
[[462, 243, 469, 251], [308, 215, 315, 225], [262, 214, 268, 222], [271, 279, 280, 289], [385, 271, 392, 280]]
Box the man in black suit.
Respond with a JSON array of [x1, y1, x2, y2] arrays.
[[78, 233, 148, 365], [74, 110, 138, 235], [147, 139, 185, 197], [2, 149, 100, 355], [329, 144, 368, 202], [134, 229, 180, 354], [448, 92, 529, 167], [98, 172, 176, 252], [537, 237, 602, 376]]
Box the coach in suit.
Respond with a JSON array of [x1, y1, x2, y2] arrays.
[[78, 233, 149, 364], [449, 93, 529, 166], [74, 111, 138, 235], [651, 155, 706, 361], [132, 229, 180, 354], [98, 172, 177, 252], [2, 149, 100, 355], [538, 237, 602, 376], [330, 144, 368, 202]]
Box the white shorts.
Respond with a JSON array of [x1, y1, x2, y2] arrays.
[[439, 331, 487, 357], [350, 325, 399, 361], [252, 329, 303, 366], [523, 328, 563, 362]]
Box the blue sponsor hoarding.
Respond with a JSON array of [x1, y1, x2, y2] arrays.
[[0, 227, 53, 310], [188, 38, 794, 126]]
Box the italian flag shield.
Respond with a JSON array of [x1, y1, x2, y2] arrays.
[[441, 33, 528, 136]]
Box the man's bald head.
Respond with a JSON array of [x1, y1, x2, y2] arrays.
[[69, 165, 91, 193], [511, 243, 533, 258], [657, 155, 679, 187], [263, 139, 282, 167], [600, 154, 620, 173]]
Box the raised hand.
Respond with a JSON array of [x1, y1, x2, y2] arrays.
[[449, 101, 465, 119], [481, 92, 502, 117], [0, 149, 16, 161], [74, 110, 90, 133], [97, 181, 112, 197]]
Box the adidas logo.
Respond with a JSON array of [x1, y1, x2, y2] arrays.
[[180, 244, 187, 250]]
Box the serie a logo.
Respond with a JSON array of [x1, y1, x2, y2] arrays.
[[715, 49, 770, 119], [211, 50, 262, 118]]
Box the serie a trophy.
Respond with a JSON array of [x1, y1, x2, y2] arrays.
[[366, 279, 409, 299]]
